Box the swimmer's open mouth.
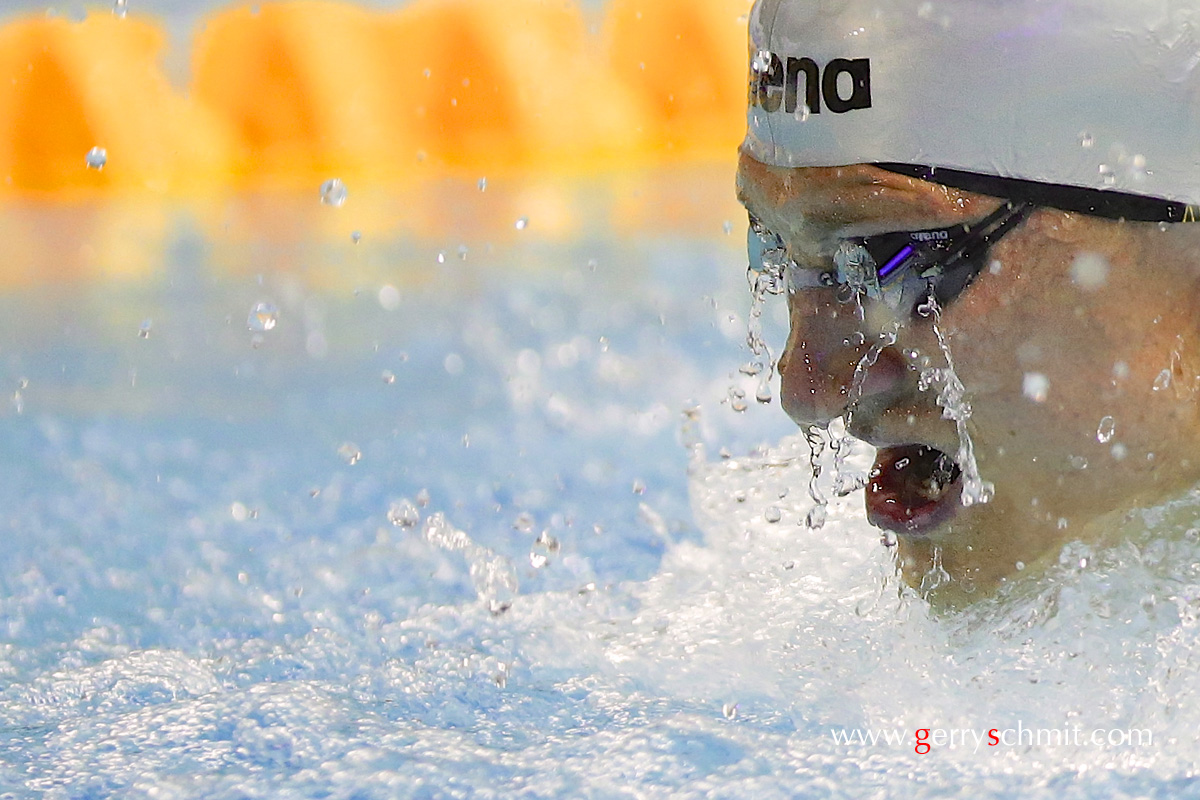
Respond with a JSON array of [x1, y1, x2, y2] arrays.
[[866, 445, 962, 535]]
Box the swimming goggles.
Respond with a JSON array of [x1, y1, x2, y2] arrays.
[[748, 201, 1032, 315]]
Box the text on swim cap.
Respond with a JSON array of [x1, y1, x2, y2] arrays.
[[750, 53, 871, 115]]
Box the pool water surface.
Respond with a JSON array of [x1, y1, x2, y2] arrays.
[[1, 171, 1199, 798]]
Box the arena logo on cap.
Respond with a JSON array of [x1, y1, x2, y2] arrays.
[[750, 52, 871, 115]]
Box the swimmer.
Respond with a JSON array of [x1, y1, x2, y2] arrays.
[[736, 0, 1200, 593]]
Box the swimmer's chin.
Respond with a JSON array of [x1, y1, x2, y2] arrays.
[[881, 497, 1065, 604]]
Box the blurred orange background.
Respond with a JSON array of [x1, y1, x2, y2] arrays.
[[0, 0, 753, 289], [0, 0, 753, 195]]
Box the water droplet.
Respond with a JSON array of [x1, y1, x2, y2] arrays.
[[337, 442, 361, 465], [763, 506, 782, 523], [514, 216, 529, 231], [113, 0, 128, 16], [722, 702, 739, 720], [1112, 361, 1130, 380], [535, 530, 560, 553], [1096, 415, 1116, 443], [728, 386, 748, 413], [529, 552, 549, 569], [319, 178, 347, 207], [138, 318, 152, 338], [1069, 253, 1109, 290], [632, 479, 646, 495], [1154, 369, 1172, 391], [231, 502, 249, 522], [477, 177, 487, 191], [751, 50, 770, 73], [738, 363, 761, 377], [1015, 560, 1025, 571], [415, 488, 431, 507], [1068, 454, 1089, 470], [1128, 153, 1148, 179], [85, 147, 107, 170], [805, 504, 827, 529], [436, 252, 446, 264], [351, 231, 361, 244], [457, 245, 469, 261], [834, 472, 868, 496], [754, 382, 772, 404], [1057, 517, 1069, 530], [378, 284, 401, 311], [1079, 131, 1094, 148], [1022, 372, 1049, 403], [381, 369, 396, 384], [247, 301, 278, 332], [512, 512, 535, 533], [1111, 442, 1128, 460], [387, 499, 420, 527]]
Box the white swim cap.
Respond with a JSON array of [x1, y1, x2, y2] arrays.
[[745, 0, 1200, 216]]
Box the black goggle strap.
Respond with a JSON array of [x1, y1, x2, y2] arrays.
[[924, 202, 1032, 308], [859, 201, 1032, 288], [875, 163, 1197, 223]]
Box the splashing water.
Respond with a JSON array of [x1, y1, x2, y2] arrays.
[[5, 178, 1200, 796], [336, 442, 361, 465], [804, 426, 829, 528], [319, 178, 347, 207], [246, 302, 278, 332], [831, 322, 900, 498], [387, 499, 420, 528], [923, 301, 993, 507], [85, 147, 107, 170], [742, 228, 788, 407], [423, 513, 518, 615]]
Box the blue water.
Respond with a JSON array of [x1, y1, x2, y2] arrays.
[[2, 174, 1199, 798]]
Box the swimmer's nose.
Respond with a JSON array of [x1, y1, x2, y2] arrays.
[[777, 294, 908, 427]]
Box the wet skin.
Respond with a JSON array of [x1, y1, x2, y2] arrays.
[[737, 153, 1200, 595]]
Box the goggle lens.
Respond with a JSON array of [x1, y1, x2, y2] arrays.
[[747, 202, 1031, 314]]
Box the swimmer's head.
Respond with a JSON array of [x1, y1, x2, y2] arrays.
[[737, 0, 1200, 595]]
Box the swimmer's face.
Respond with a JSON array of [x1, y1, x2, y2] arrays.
[[737, 154, 1200, 591]]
